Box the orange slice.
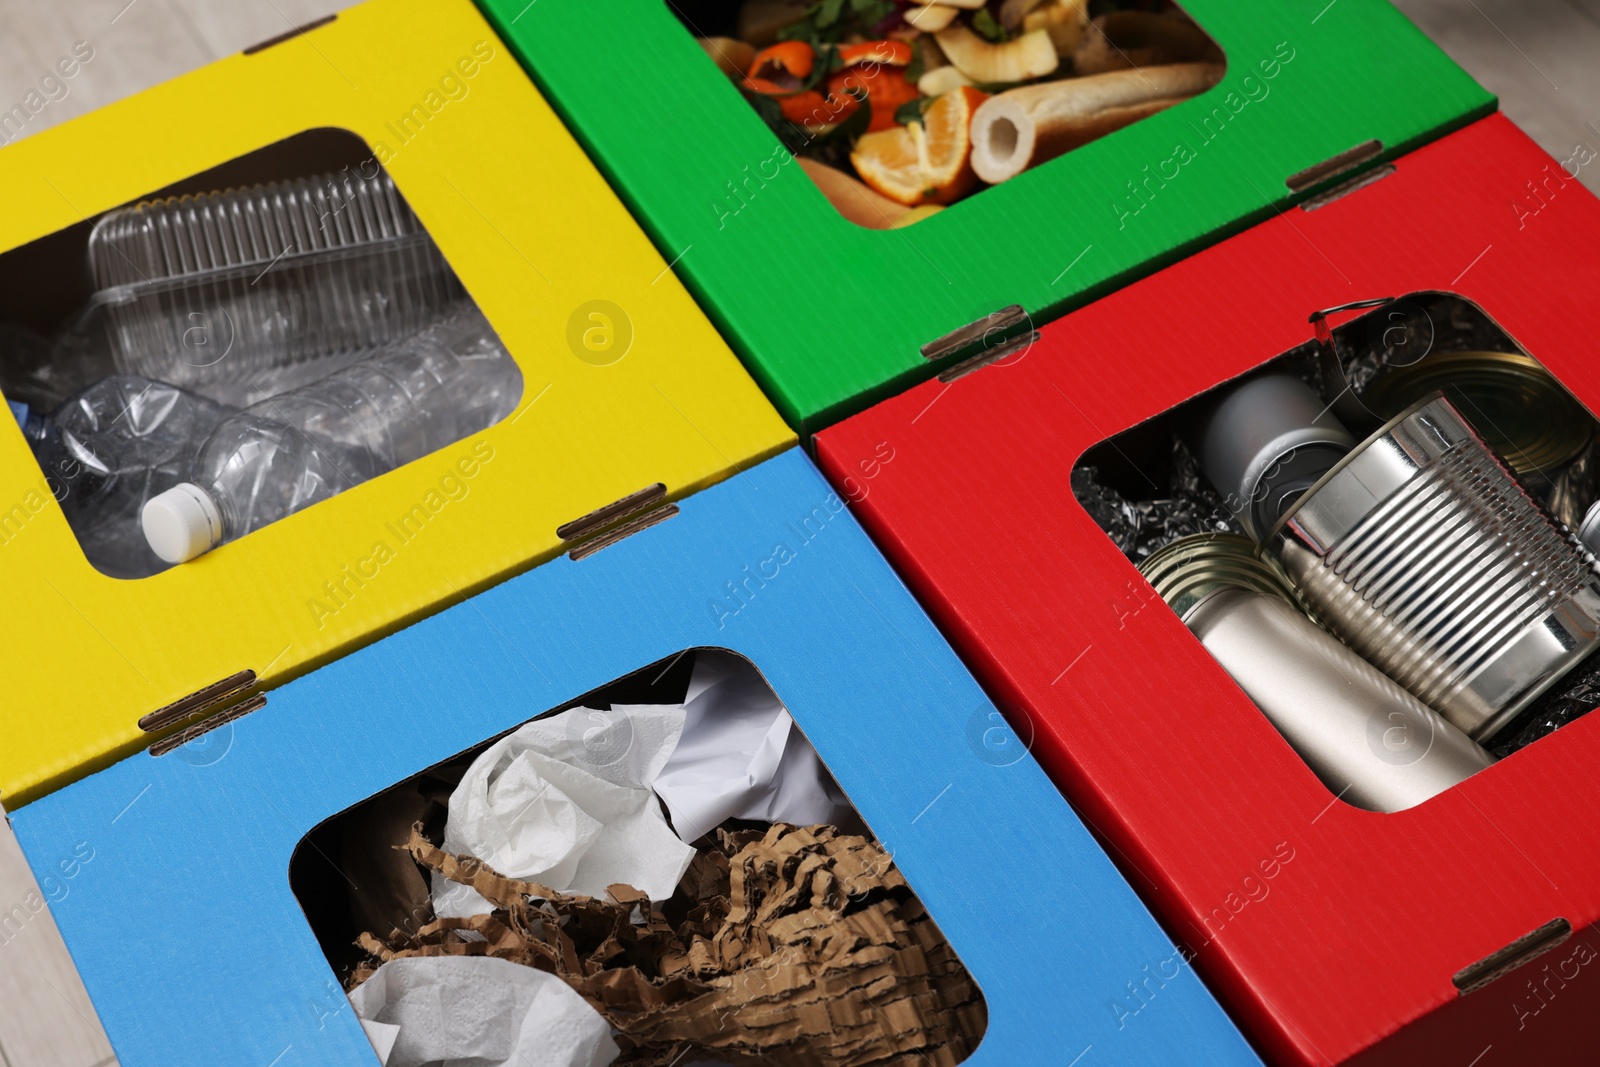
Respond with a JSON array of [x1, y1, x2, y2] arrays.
[[851, 126, 925, 206], [919, 85, 987, 201], [850, 86, 988, 206]]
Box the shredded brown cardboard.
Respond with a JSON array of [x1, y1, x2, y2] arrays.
[[350, 822, 986, 1066]]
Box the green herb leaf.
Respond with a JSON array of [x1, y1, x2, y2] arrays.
[[803, 86, 870, 149], [894, 97, 929, 125], [747, 91, 785, 128], [820, 43, 844, 77], [851, 0, 896, 21], [817, 0, 846, 27], [829, 86, 874, 144], [777, 19, 819, 43], [971, 8, 1008, 42], [903, 43, 926, 84]]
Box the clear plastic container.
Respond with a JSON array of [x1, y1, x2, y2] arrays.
[[142, 307, 522, 563], [71, 171, 465, 407]]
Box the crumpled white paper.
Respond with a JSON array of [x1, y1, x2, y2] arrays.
[[433, 652, 857, 920], [654, 652, 858, 842], [433, 703, 694, 917], [349, 956, 618, 1067], [360, 1019, 401, 1063]]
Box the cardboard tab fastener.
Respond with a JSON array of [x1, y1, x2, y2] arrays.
[[149, 695, 267, 757], [556, 483, 666, 542], [568, 505, 679, 562], [1286, 139, 1384, 193], [137, 669, 257, 733], [938, 330, 1041, 384], [921, 305, 1027, 362], [1453, 918, 1572, 996], [1300, 165, 1397, 213]]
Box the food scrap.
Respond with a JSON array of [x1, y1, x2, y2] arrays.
[[689, 0, 1224, 225]]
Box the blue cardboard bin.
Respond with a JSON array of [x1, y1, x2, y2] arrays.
[[11, 449, 1258, 1066]]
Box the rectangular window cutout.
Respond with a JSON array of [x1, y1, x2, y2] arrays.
[[1072, 293, 1600, 812], [668, 1, 1224, 229], [289, 648, 988, 1065], [0, 128, 522, 579]]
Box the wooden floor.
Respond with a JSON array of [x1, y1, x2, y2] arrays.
[[1394, 0, 1600, 193], [0, 1, 1598, 1064]]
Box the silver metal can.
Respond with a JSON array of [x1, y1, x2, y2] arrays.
[[1141, 534, 1494, 812], [1192, 374, 1356, 540], [1269, 394, 1600, 741], [1180, 587, 1495, 812]]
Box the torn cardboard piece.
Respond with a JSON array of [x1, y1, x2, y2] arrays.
[[354, 823, 985, 1067]]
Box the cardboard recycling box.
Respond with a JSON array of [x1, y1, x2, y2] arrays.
[[0, 0, 793, 807], [475, 0, 1491, 432], [816, 114, 1600, 1066], [10, 448, 1260, 1066]]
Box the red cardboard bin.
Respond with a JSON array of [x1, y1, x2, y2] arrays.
[[815, 113, 1600, 1067]]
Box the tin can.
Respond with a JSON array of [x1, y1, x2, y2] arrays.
[[1363, 350, 1595, 525], [1269, 394, 1600, 740], [1141, 536, 1494, 812]]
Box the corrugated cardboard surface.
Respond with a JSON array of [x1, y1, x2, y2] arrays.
[[11, 448, 1260, 1067], [0, 0, 794, 807], [479, 0, 1493, 432], [816, 115, 1600, 1066]]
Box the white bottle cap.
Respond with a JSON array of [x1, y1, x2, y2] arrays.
[[142, 483, 224, 563]]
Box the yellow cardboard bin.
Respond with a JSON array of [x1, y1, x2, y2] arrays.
[[0, 0, 793, 805]]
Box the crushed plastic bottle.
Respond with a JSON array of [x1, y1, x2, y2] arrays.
[[19, 376, 231, 578], [2, 320, 108, 412], [141, 307, 521, 564]]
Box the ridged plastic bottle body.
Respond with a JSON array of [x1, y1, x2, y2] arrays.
[[195, 309, 520, 543], [26, 376, 229, 577]]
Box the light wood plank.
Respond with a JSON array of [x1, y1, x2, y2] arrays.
[[0, 0, 345, 148], [171, 0, 347, 61], [0, 805, 115, 1067], [1392, 0, 1600, 193]]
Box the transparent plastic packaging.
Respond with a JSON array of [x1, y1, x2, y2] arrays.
[[70, 171, 465, 407], [142, 307, 522, 563], [0, 321, 83, 411], [19, 376, 232, 578]]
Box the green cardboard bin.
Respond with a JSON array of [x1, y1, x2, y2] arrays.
[[479, 0, 1492, 433]]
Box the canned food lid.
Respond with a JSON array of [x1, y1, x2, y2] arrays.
[[1138, 533, 1298, 621], [1364, 351, 1592, 478]]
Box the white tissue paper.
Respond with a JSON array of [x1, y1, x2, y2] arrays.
[[349, 956, 618, 1067], [653, 652, 858, 842], [433, 703, 695, 917]]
